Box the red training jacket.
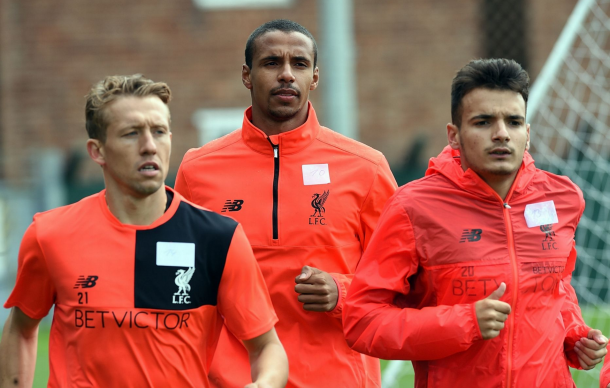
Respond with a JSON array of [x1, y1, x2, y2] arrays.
[[175, 103, 397, 388], [344, 146, 590, 388]]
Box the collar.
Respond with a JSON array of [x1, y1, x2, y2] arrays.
[[98, 185, 181, 230], [241, 101, 321, 155], [425, 145, 537, 202]]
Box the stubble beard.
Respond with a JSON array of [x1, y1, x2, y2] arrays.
[[460, 141, 520, 177], [268, 104, 299, 121], [129, 179, 164, 198]]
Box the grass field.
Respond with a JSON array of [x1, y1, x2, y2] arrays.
[[9, 305, 608, 387]]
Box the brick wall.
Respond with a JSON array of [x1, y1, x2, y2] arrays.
[[0, 0, 577, 189]]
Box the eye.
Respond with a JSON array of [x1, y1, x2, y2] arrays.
[[123, 131, 138, 137], [474, 120, 489, 126]]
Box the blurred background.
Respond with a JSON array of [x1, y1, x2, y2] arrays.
[[0, 0, 608, 386]]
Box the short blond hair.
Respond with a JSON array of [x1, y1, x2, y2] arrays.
[[85, 74, 171, 142]]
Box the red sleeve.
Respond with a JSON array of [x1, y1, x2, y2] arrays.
[[601, 351, 610, 388], [343, 194, 481, 360], [217, 224, 278, 340], [4, 220, 55, 319], [327, 157, 397, 320], [174, 161, 193, 201], [561, 241, 592, 369]]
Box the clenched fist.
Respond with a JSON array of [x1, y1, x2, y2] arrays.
[[474, 282, 511, 340], [294, 266, 338, 312]]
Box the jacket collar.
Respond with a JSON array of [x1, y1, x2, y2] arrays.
[[241, 101, 320, 155], [425, 145, 537, 202]]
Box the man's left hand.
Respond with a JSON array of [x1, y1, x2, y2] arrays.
[[574, 329, 608, 370], [294, 266, 338, 312]]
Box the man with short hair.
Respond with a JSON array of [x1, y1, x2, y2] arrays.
[[0, 74, 288, 388], [343, 58, 607, 387], [175, 19, 396, 387]]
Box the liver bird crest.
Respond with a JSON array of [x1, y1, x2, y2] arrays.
[[311, 190, 330, 217], [174, 267, 195, 296]]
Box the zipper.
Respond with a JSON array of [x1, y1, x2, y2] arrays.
[[503, 201, 518, 388], [267, 138, 279, 240]]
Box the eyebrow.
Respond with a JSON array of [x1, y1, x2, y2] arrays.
[[260, 55, 281, 62], [292, 56, 311, 63], [469, 114, 525, 121], [259, 55, 311, 64]]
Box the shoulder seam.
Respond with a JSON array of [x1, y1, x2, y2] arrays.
[[182, 133, 243, 166], [315, 130, 382, 166]]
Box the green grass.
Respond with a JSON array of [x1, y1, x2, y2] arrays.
[[33, 325, 50, 388], [0, 324, 50, 388], [21, 306, 610, 387]]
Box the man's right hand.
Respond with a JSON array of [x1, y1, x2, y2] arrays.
[[474, 282, 511, 340]]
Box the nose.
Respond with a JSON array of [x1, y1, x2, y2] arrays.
[[140, 129, 157, 155], [492, 121, 510, 143], [278, 63, 295, 83]]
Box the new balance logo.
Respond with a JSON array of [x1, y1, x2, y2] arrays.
[[459, 229, 482, 243], [74, 275, 99, 289], [222, 199, 244, 212]]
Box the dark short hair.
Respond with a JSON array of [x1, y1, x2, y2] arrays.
[[245, 19, 318, 69], [85, 74, 171, 142], [451, 58, 530, 128]]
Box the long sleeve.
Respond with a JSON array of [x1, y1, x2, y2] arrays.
[[601, 351, 610, 388], [343, 195, 481, 361], [561, 241, 592, 369], [327, 156, 397, 320]]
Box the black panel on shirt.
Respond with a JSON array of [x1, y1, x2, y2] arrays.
[[134, 200, 238, 310]]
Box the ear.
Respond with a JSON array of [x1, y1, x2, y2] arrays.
[[525, 123, 530, 151], [310, 67, 319, 91], [87, 139, 106, 167], [447, 123, 460, 150], [242, 64, 252, 90]]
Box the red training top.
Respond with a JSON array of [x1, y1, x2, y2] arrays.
[[344, 146, 590, 388], [176, 103, 397, 388], [5, 187, 277, 387]]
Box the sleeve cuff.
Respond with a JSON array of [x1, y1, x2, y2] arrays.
[[327, 274, 346, 319]]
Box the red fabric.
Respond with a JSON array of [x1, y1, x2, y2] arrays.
[[5, 188, 276, 387], [601, 351, 610, 388], [344, 146, 590, 388], [175, 103, 397, 388]]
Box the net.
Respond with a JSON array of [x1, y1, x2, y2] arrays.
[[528, 0, 610, 384], [381, 1, 610, 385]]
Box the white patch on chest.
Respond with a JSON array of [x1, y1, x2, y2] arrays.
[[524, 200, 559, 228], [156, 242, 195, 267], [302, 164, 331, 185]]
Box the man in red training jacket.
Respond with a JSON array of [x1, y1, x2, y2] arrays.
[[344, 58, 607, 387]]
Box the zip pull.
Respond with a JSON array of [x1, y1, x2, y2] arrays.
[[266, 137, 279, 158], [504, 203, 511, 209]]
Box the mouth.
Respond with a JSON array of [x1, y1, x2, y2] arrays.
[[138, 162, 160, 174], [272, 88, 299, 99], [489, 147, 512, 156]]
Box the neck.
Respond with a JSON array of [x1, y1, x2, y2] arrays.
[[105, 185, 167, 226], [250, 105, 309, 136], [478, 172, 517, 201]]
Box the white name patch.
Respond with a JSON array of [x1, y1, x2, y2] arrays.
[[302, 164, 331, 186], [156, 242, 195, 267], [524, 200, 559, 228]]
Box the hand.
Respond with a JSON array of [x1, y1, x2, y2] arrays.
[[474, 282, 511, 340], [294, 266, 339, 312], [245, 384, 273, 388], [574, 329, 608, 370]]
